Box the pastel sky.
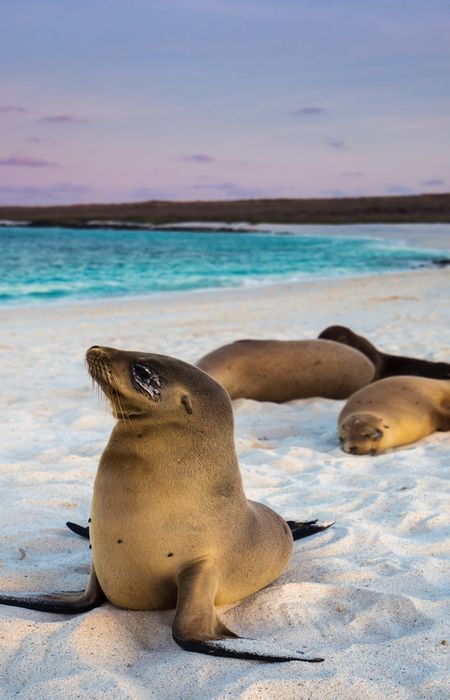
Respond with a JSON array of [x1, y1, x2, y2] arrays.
[[1, 0, 449, 205]]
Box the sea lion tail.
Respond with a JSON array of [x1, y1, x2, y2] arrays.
[[286, 519, 334, 540]]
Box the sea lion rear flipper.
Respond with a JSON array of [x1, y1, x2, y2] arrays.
[[66, 521, 90, 539], [286, 519, 334, 540], [318, 325, 450, 380], [383, 355, 450, 379], [172, 561, 323, 662], [0, 566, 105, 614]]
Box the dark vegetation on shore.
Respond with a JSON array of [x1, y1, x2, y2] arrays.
[[1, 193, 450, 228]]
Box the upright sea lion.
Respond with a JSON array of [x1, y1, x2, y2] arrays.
[[338, 375, 450, 454], [196, 339, 375, 402], [0, 346, 331, 662], [319, 325, 450, 380]]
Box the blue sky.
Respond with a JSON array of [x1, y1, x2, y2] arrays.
[[1, 0, 449, 204]]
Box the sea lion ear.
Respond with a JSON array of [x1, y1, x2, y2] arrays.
[[181, 395, 193, 415], [372, 429, 383, 440]]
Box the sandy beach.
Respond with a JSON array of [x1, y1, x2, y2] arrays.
[[0, 266, 449, 699]]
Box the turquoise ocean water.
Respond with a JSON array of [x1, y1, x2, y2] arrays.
[[0, 225, 448, 306]]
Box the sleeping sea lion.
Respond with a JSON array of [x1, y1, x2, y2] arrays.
[[338, 375, 450, 454], [319, 325, 450, 380], [0, 346, 331, 662], [196, 339, 375, 401]]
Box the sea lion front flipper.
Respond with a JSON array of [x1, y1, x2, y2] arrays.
[[437, 405, 450, 431], [286, 519, 334, 540], [172, 561, 323, 662], [0, 565, 105, 614], [66, 521, 90, 539]]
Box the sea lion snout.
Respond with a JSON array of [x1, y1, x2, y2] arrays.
[[339, 413, 384, 455], [86, 345, 113, 366]]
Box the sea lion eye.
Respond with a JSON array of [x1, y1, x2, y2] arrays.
[[131, 363, 163, 400]]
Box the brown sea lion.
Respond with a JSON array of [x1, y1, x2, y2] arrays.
[[319, 325, 450, 380], [338, 375, 450, 454], [196, 339, 376, 402], [0, 346, 331, 662]]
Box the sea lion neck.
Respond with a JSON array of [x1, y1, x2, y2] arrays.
[[101, 417, 240, 478]]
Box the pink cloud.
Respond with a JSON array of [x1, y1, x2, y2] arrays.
[[0, 105, 34, 114], [385, 184, 412, 195], [291, 106, 327, 117], [0, 182, 93, 205], [421, 178, 445, 187], [341, 171, 365, 178], [326, 138, 349, 150], [182, 154, 216, 163], [0, 154, 59, 168], [37, 113, 92, 125], [26, 136, 55, 144]]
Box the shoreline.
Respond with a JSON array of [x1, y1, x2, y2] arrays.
[[0, 265, 449, 318], [2, 218, 450, 242]]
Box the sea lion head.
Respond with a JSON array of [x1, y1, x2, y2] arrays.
[[339, 412, 385, 455], [319, 325, 355, 346], [86, 345, 232, 425]]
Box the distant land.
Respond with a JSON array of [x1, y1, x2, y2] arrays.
[[1, 193, 450, 228]]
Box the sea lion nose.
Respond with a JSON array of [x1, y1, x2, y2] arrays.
[[86, 345, 108, 362], [87, 345, 109, 354]]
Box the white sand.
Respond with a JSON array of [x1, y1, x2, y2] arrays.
[[0, 267, 449, 699]]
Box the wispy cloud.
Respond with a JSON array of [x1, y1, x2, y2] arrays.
[[25, 136, 55, 144], [290, 106, 327, 117], [385, 184, 412, 195], [0, 182, 93, 205], [191, 181, 273, 198], [0, 104, 92, 125], [320, 188, 347, 197], [0, 154, 59, 168], [0, 104, 34, 115], [421, 178, 445, 187], [326, 138, 349, 150], [129, 186, 180, 200], [182, 153, 216, 163], [341, 171, 364, 178], [37, 113, 92, 125]]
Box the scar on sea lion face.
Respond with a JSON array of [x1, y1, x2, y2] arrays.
[[131, 362, 163, 401]]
